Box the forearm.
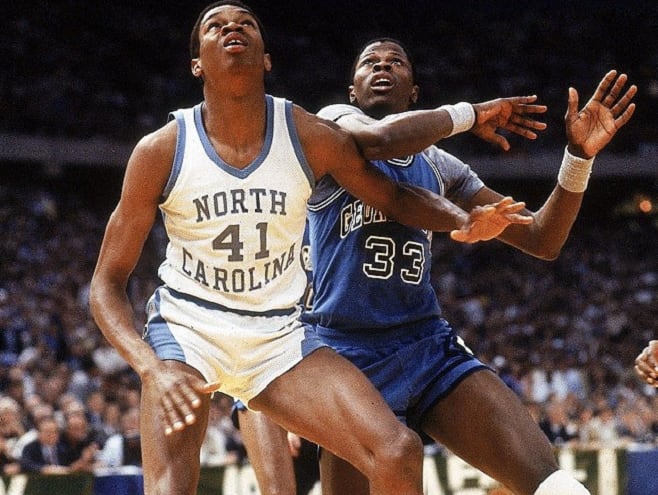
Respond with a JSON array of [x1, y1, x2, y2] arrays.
[[385, 182, 470, 232], [358, 104, 474, 160], [89, 280, 160, 377]]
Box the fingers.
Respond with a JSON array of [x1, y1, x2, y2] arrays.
[[505, 213, 534, 225], [161, 379, 209, 436], [565, 87, 579, 121], [512, 102, 548, 116], [449, 229, 476, 243], [493, 197, 533, 225], [601, 72, 627, 107], [610, 83, 637, 117], [590, 69, 618, 103], [198, 381, 222, 394], [634, 341, 658, 387]]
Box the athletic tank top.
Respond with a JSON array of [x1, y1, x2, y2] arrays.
[[306, 104, 484, 331], [157, 95, 314, 313]]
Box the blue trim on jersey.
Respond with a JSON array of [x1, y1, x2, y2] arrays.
[[284, 100, 315, 190], [193, 97, 275, 179], [163, 109, 187, 201], [420, 150, 446, 196], [307, 179, 347, 211], [164, 286, 298, 318], [144, 289, 187, 362]]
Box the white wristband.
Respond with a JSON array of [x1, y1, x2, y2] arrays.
[[439, 102, 476, 137], [557, 147, 595, 193]]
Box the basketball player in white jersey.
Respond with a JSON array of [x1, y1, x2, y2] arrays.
[[89, 2, 545, 494], [237, 38, 636, 495]]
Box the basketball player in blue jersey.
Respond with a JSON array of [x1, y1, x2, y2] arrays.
[[237, 38, 636, 495], [307, 39, 635, 495], [88, 2, 540, 494]]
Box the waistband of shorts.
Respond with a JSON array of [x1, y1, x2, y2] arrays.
[[160, 286, 300, 318], [315, 317, 449, 345]]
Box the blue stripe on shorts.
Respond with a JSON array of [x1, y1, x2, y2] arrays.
[[143, 289, 186, 362]]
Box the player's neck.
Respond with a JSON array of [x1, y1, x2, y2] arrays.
[[200, 92, 267, 165]]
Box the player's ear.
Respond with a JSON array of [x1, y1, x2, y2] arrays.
[[349, 85, 357, 104], [191, 59, 202, 78], [409, 85, 419, 104], [264, 53, 272, 73]]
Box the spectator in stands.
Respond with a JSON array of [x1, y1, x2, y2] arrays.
[[0, 397, 25, 456], [578, 405, 620, 447], [19, 417, 69, 474], [11, 402, 54, 459], [59, 411, 102, 472], [538, 400, 579, 446], [97, 407, 142, 468]]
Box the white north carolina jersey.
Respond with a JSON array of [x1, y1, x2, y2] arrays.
[[157, 95, 315, 314]]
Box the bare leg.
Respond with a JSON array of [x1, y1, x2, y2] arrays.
[[239, 409, 297, 495], [320, 449, 369, 495], [421, 369, 558, 495], [140, 361, 211, 495], [250, 348, 424, 495]]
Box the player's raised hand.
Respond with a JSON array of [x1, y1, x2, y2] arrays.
[[565, 70, 636, 159], [471, 96, 548, 151], [634, 340, 658, 387], [450, 196, 533, 243]]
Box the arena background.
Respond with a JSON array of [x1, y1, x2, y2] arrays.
[[1, 1, 657, 494]]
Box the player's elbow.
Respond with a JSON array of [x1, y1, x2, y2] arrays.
[[355, 127, 396, 161], [524, 242, 564, 261]]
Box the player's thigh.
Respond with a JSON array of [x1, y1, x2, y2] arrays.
[[238, 409, 296, 495], [420, 369, 557, 494], [140, 361, 211, 493], [319, 449, 369, 495], [250, 347, 420, 473]]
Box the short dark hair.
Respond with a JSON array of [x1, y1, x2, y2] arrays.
[[190, 1, 268, 60], [350, 37, 417, 84]]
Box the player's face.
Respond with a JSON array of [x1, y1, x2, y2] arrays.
[[192, 5, 271, 79], [349, 41, 419, 118]]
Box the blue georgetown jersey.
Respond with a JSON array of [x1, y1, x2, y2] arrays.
[[307, 104, 485, 331]]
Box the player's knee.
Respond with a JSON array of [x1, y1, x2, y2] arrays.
[[376, 427, 423, 469], [533, 470, 591, 495]]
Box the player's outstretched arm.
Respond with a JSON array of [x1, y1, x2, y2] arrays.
[[473, 70, 637, 260], [324, 96, 547, 160], [300, 107, 533, 236]]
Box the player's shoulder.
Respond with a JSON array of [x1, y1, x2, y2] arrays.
[[129, 119, 178, 171], [316, 103, 363, 122], [291, 103, 351, 140]]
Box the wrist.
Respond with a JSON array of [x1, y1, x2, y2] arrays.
[[439, 102, 476, 137], [557, 146, 595, 193]]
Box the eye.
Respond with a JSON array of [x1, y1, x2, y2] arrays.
[[241, 19, 255, 27], [207, 21, 222, 31]]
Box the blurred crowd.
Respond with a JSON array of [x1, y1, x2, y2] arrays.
[[0, 171, 656, 476], [2, 1, 657, 153], [1, 0, 658, 477]]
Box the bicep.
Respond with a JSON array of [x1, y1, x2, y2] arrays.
[[94, 131, 174, 285], [309, 124, 401, 211]]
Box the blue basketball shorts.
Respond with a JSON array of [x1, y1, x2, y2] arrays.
[[315, 317, 489, 433]]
